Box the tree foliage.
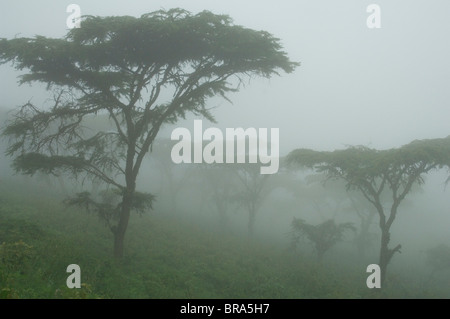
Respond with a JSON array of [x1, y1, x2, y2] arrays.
[[287, 137, 450, 199], [232, 161, 271, 236], [287, 136, 450, 282], [0, 8, 298, 258], [1, 9, 297, 185], [64, 190, 155, 233], [291, 218, 356, 261]]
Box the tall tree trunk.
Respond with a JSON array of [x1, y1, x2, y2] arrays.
[[317, 248, 325, 263], [248, 208, 256, 237], [115, 129, 138, 259], [378, 226, 401, 285], [218, 205, 229, 230], [114, 189, 134, 259], [378, 228, 390, 285]]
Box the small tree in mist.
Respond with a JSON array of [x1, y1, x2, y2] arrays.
[[307, 174, 379, 260], [233, 162, 271, 237], [346, 192, 378, 260], [290, 218, 356, 262], [287, 136, 450, 284], [0, 9, 298, 259], [285, 172, 378, 260], [198, 155, 276, 236], [199, 164, 241, 230], [150, 139, 195, 215]]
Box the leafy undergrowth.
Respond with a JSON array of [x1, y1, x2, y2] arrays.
[[0, 181, 446, 299]]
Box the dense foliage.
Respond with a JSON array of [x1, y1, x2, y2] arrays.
[[0, 9, 298, 258]]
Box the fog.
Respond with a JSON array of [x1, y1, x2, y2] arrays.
[[0, 1, 449, 299]]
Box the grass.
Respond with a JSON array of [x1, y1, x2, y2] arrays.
[[0, 179, 447, 299]]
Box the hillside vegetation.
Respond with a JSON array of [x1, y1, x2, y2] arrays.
[[0, 178, 446, 299]]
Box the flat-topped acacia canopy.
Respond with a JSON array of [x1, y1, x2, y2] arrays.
[[0, 8, 299, 258], [286, 135, 450, 283], [287, 136, 450, 191], [0, 9, 296, 92]]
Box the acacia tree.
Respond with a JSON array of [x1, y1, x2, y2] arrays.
[[199, 163, 241, 230], [290, 218, 356, 262], [300, 173, 379, 260], [150, 138, 195, 215], [287, 136, 450, 284], [0, 9, 298, 259], [346, 191, 378, 260], [287, 172, 379, 260], [232, 161, 271, 237]]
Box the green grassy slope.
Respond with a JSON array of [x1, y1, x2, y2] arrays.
[[0, 179, 444, 299]]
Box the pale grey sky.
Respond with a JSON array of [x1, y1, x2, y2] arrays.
[[1, 0, 450, 154]]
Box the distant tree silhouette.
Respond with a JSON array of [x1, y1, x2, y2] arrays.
[[290, 218, 356, 261], [287, 136, 450, 283]]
